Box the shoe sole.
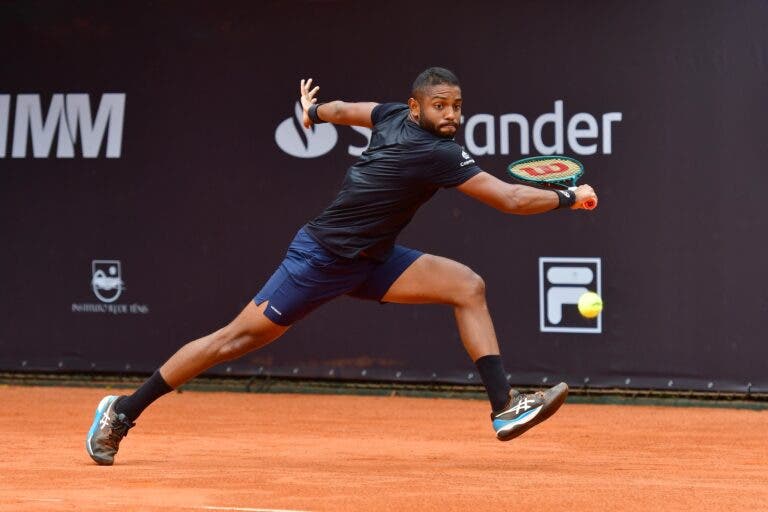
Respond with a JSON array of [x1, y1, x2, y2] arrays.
[[496, 382, 569, 442], [86, 395, 118, 465]]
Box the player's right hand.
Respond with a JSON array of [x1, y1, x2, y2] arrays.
[[299, 78, 320, 128], [572, 184, 598, 210]]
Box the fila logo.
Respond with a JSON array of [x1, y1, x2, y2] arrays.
[[539, 257, 602, 333], [0, 93, 125, 158]]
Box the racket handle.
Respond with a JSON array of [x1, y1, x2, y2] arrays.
[[568, 187, 598, 210]]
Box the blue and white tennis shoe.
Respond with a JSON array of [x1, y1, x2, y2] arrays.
[[492, 382, 568, 441], [86, 395, 134, 465]]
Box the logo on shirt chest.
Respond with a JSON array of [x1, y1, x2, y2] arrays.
[[460, 149, 476, 166]]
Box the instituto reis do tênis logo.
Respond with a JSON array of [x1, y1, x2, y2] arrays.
[[91, 260, 124, 303], [275, 102, 338, 158], [71, 259, 149, 315]]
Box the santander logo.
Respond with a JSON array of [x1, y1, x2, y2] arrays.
[[274, 102, 338, 158]]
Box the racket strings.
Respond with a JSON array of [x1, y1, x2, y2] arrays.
[[508, 158, 581, 181]]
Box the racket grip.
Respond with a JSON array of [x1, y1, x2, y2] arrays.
[[568, 187, 598, 210]]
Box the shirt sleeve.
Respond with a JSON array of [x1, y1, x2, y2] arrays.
[[371, 102, 408, 126], [424, 140, 482, 187]]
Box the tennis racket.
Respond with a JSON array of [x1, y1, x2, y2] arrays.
[[507, 156, 597, 210]]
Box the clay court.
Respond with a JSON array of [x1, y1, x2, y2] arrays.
[[1, 385, 766, 511]]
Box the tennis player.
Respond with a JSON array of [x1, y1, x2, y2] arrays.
[[87, 67, 597, 465]]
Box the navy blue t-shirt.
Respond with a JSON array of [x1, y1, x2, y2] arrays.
[[304, 103, 482, 261]]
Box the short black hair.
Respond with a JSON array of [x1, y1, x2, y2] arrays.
[[411, 67, 461, 98]]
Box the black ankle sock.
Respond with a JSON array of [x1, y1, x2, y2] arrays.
[[475, 355, 512, 412], [115, 370, 174, 422]]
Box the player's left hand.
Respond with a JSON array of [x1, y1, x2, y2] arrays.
[[299, 78, 320, 128], [571, 184, 598, 210]]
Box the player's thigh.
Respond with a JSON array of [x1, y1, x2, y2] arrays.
[[381, 253, 483, 305]]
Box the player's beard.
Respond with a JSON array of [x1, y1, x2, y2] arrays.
[[418, 116, 458, 139]]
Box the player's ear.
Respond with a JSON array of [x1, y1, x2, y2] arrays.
[[408, 97, 420, 120]]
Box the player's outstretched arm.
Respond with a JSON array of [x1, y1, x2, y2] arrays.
[[457, 171, 597, 214], [300, 78, 378, 129]]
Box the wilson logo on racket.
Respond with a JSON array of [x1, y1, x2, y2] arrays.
[[519, 162, 570, 177]]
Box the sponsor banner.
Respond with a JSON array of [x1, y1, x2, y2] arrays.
[[0, 94, 125, 158], [71, 260, 150, 315], [1, 1, 767, 392], [272, 100, 621, 160]]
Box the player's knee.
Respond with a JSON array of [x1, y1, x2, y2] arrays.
[[456, 267, 486, 305], [210, 326, 259, 363]]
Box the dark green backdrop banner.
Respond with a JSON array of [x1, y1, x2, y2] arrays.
[[1, 1, 766, 392]]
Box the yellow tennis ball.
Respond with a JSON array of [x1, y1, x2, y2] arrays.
[[578, 291, 603, 318]]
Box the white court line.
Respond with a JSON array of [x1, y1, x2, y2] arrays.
[[200, 507, 310, 512], [23, 499, 306, 511], [23, 498, 308, 511]]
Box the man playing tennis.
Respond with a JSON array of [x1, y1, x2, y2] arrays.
[[87, 67, 597, 465]]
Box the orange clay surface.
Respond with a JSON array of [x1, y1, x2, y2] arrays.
[[0, 386, 766, 512]]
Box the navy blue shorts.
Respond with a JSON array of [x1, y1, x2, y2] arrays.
[[254, 228, 422, 326]]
